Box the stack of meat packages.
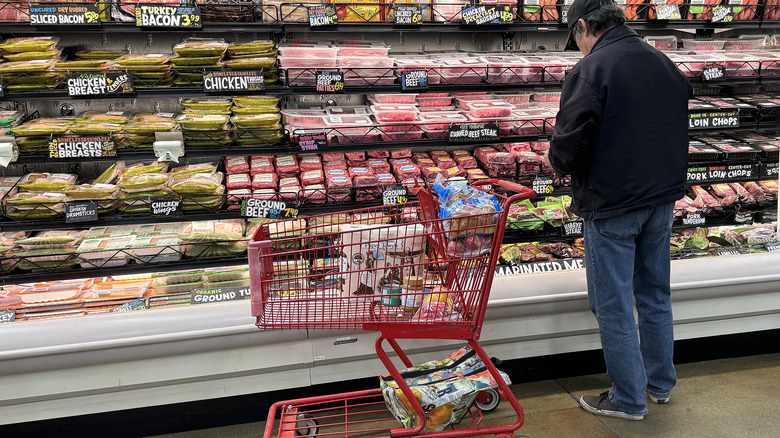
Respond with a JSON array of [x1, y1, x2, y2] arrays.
[[474, 142, 556, 185], [405, 149, 484, 184]]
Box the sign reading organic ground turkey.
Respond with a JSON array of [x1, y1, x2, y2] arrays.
[[29, 3, 101, 25], [136, 4, 201, 28], [203, 70, 264, 92], [191, 286, 251, 304], [67, 72, 134, 96], [49, 136, 116, 158]]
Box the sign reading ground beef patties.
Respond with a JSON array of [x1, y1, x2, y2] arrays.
[[461, 5, 513, 25], [49, 135, 116, 158], [449, 123, 499, 142], [29, 3, 101, 25], [67, 72, 134, 96], [316, 71, 344, 93], [136, 4, 201, 28], [203, 70, 264, 92], [191, 286, 251, 305]]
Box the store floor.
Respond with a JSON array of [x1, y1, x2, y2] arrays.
[[149, 352, 780, 438]]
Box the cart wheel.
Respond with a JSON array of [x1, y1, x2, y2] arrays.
[[476, 388, 501, 412], [295, 413, 319, 437]]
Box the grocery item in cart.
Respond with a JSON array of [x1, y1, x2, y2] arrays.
[[433, 180, 502, 238]]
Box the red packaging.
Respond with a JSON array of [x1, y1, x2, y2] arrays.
[[275, 155, 299, 174], [504, 143, 532, 154], [324, 160, 348, 172], [301, 169, 324, 186], [252, 188, 276, 200], [391, 158, 414, 169], [227, 189, 251, 210], [395, 164, 421, 180], [348, 167, 374, 177], [530, 141, 550, 152], [390, 149, 412, 158], [225, 156, 250, 174], [474, 146, 498, 162], [299, 154, 322, 171], [759, 180, 778, 195], [302, 184, 327, 204], [429, 150, 450, 158], [345, 151, 366, 161], [251, 156, 274, 174], [322, 152, 345, 162], [466, 168, 489, 181], [252, 173, 278, 190], [278, 186, 300, 202], [485, 162, 516, 178], [421, 166, 446, 181], [450, 150, 470, 158], [354, 173, 379, 188], [710, 184, 739, 205], [412, 152, 430, 163], [279, 176, 300, 188], [347, 160, 367, 167], [327, 174, 352, 189], [485, 151, 516, 166], [444, 166, 466, 179], [455, 155, 477, 169], [367, 160, 391, 174], [326, 169, 349, 179], [328, 189, 352, 203], [376, 173, 397, 186], [368, 150, 390, 159], [515, 151, 544, 164], [434, 156, 457, 169], [227, 173, 252, 191], [416, 158, 435, 168]]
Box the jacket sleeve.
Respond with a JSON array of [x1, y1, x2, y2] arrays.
[[549, 73, 601, 176]]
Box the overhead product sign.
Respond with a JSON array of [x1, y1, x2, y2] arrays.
[[203, 70, 265, 92], [653, 0, 681, 20], [65, 201, 98, 223], [702, 62, 726, 81], [461, 4, 514, 25], [394, 5, 423, 25], [29, 3, 101, 25], [400, 70, 428, 91], [383, 186, 408, 205], [241, 198, 299, 219], [67, 72, 135, 96], [308, 5, 338, 27], [711, 5, 733, 23], [448, 123, 499, 142], [297, 132, 328, 152], [136, 4, 201, 28], [316, 70, 344, 93], [150, 196, 183, 218], [49, 135, 116, 158], [688, 109, 739, 130]]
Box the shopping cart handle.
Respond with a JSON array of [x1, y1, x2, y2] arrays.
[[473, 179, 537, 201]]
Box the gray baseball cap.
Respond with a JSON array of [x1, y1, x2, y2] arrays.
[[565, 0, 615, 50]]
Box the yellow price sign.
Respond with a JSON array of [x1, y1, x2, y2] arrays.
[[84, 11, 99, 23], [284, 208, 299, 218]]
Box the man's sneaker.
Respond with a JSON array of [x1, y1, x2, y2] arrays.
[[579, 391, 645, 421], [648, 393, 670, 404]]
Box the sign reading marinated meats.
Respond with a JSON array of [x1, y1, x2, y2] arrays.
[[67, 72, 135, 96], [49, 136, 116, 158], [0, 309, 15, 324], [203, 70, 264, 92], [495, 258, 585, 276], [461, 5, 514, 25], [561, 220, 584, 237], [65, 201, 98, 223], [308, 5, 338, 27], [383, 186, 408, 205], [401, 70, 428, 91], [448, 123, 499, 142], [688, 109, 739, 130], [297, 132, 328, 152], [394, 5, 423, 25], [191, 286, 251, 304], [150, 197, 183, 218], [29, 3, 101, 25], [316, 71, 344, 93], [241, 198, 298, 219], [136, 4, 201, 28]]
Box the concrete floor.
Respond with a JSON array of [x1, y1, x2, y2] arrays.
[[149, 352, 780, 438]]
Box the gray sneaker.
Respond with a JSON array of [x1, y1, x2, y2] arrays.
[[648, 393, 670, 404], [580, 391, 645, 421]]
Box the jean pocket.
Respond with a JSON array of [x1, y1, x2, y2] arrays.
[[597, 211, 643, 239]]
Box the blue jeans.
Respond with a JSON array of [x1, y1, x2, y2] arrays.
[[584, 202, 677, 416]]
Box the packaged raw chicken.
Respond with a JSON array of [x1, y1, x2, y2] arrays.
[[17, 173, 77, 192]]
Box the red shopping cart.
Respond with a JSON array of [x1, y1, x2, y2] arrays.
[[249, 179, 536, 438]]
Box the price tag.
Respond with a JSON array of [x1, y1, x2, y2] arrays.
[[401, 70, 428, 91], [462, 5, 514, 25], [29, 3, 101, 25], [49, 135, 116, 158], [532, 176, 554, 195], [733, 211, 753, 224], [682, 212, 706, 226], [67, 72, 135, 97], [136, 4, 201, 28], [150, 196, 183, 218], [448, 123, 499, 143], [688, 109, 739, 130], [760, 162, 779, 179], [241, 198, 298, 219], [191, 286, 251, 305], [110, 299, 147, 313], [655, 4, 681, 20], [394, 5, 423, 25], [711, 5, 733, 23], [383, 186, 408, 205], [316, 71, 344, 93], [308, 5, 338, 27], [65, 201, 98, 223], [203, 70, 265, 92], [702, 63, 726, 81], [297, 132, 328, 152], [0, 308, 15, 324], [561, 220, 583, 237]]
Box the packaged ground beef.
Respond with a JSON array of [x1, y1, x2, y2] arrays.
[[299, 154, 322, 172], [302, 184, 327, 204], [474, 146, 498, 162], [301, 169, 324, 186], [326, 169, 349, 179], [530, 141, 550, 152], [225, 156, 250, 174], [328, 189, 352, 203], [279, 176, 300, 188], [348, 167, 373, 177], [368, 150, 390, 159], [455, 154, 477, 169], [422, 166, 447, 181], [353, 172, 379, 188], [444, 166, 466, 179], [368, 160, 391, 174], [390, 149, 412, 158], [412, 152, 430, 162], [278, 186, 300, 202], [345, 151, 366, 161], [327, 174, 353, 189], [435, 156, 457, 169], [347, 160, 367, 168], [252, 173, 278, 190], [227, 189, 251, 210], [227, 173, 252, 191], [485, 151, 516, 166], [252, 188, 276, 200], [376, 173, 397, 187], [275, 155, 299, 175], [391, 158, 414, 169], [395, 164, 421, 180], [322, 152, 345, 162], [251, 156, 275, 174]]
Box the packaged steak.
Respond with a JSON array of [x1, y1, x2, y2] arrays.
[[391, 158, 414, 169], [474, 146, 498, 162], [485, 152, 516, 166], [324, 160, 348, 172], [252, 173, 278, 190], [348, 167, 373, 177], [455, 154, 477, 169], [299, 154, 322, 172], [530, 141, 550, 152], [279, 176, 300, 188], [390, 149, 412, 158], [225, 156, 250, 174], [275, 156, 299, 174], [429, 150, 450, 159], [444, 166, 467, 179], [466, 168, 489, 181], [412, 152, 430, 162], [345, 151, 366, 161], [417, 158, 436, 168], [322, 152, 345, 162], [326, 169, 349, 179], [504, 143, 532, 154], [422, 166, 448, 181], [368, 150, 390, 159], [347, 160, 367, 168], [227, 173, 252, 191], [328, 189, 352, 203], [302, 184, 327, 204], [353, 172, 379, 188], [484, 162, 516, 178], [368, 160, 391, 174], [301, 169, 324, 186], [251, 156, 274, 174], [395, 164, 421, 180], [435, 156, 457, 169]]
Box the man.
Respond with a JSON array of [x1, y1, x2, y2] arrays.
[[546, 0, 692, 421]]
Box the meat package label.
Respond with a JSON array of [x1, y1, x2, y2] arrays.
[[449, 123, 499, 142], [688, 109, 739, 130], [203, 70, 264, 92], [67, 72, 135, 96], [65, 201, 98, 223], [29, 3, 101, 25], [191, 286, 251, 305], [495, 258, 585, 276], [308, 5, 338, 27], [462, 5, 514, 25], [49, 135, 116, 158], [136, 4, 201, 28], [394, 5, 423, 25], [241, 198, 298, 219], [0, 309, 15, 324]]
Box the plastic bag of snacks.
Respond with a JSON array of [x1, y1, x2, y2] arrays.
[[432, 178, 502, 238]]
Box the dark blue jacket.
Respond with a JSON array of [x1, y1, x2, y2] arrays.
[[549, 25, 692, 220]]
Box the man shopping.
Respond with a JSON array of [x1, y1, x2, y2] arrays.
[[546, 0, 692, 421]]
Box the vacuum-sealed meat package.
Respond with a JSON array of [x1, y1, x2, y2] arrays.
[[301, 169, 325, 186], [302, 184, 327, 204], [275, 156, 299, 175], [227, 173, 252, 191], [225, 156, 250, 174], [390, 149, 412, 158], [279, 176, 300, 188], [322, 152, 345, 162], [251, 156, 274, 174], [299, 154, 322, 172], [368, 150, 391, 159], [345, 151, 366, 161], [368, 160, 391, 174], [324, 160, 348, 172], [252, 173, 278, 190]]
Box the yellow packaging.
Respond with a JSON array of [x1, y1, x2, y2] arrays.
[[330, 0, 383, 22]]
